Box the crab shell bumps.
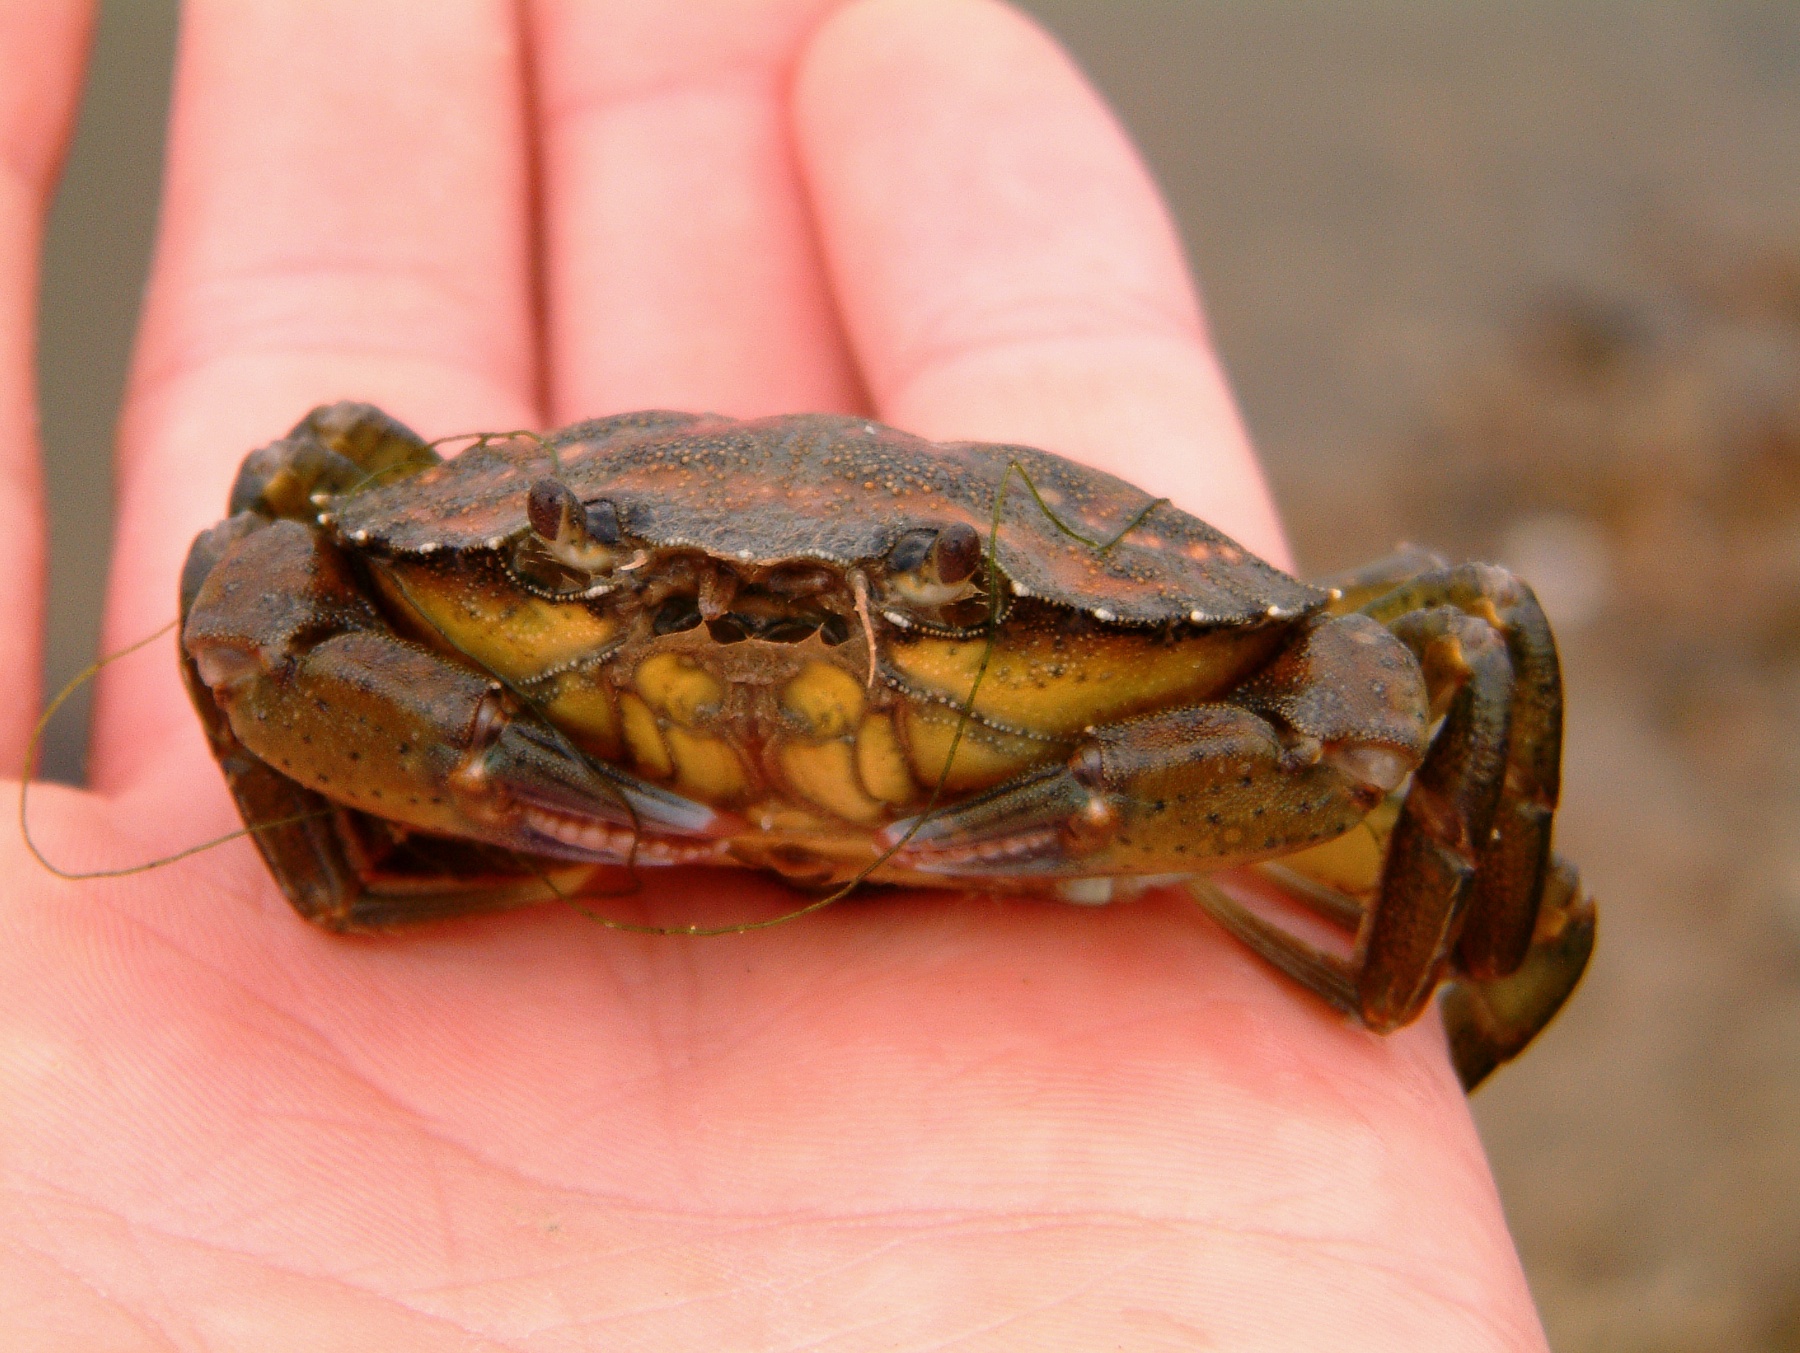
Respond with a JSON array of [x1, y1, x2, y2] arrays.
[[179, 403, 1594, 1088]]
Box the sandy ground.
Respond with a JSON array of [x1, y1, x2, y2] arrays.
[[37, 4, 1800, 1349]]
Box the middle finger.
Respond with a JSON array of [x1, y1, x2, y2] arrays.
[[532, 0, 860, 421]]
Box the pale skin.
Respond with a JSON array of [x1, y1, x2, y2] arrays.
[[0, 1, 1549, 1348]]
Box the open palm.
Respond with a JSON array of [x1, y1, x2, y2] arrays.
[[3, 3, 1547, 1348]]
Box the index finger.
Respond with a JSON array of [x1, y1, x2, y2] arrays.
[[94, 0, 539, 792]]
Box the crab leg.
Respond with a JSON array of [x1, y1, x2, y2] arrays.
[[885, 700, 1400, 880], [226, 400, 443, 520], [882, 569, 1588, 1087], [1353, 603, 1516, 1026], [1359, 564, 1589, 1084], [1215, 563, 1590, 1085], [1438, 857, 1596, 1087], [1318, 553, 1568, 984], [1313, 544, 1449, 613], [1181, 600, 1516, 1034], [180, 514, 601, 929], [1360, 564, 1564, 980], [1251, 860, 1368, 929]]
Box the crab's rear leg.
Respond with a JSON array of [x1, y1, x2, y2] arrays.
[[1352, 601, 1519, 1025], [1204, 565, 1592, 1085], [1348, 563, 1591, 1084], [1187, 597, 1520, 1023], [1438, 857, 1595, 1087], [227, 400, 443, 519], [1360, 564, 1565, 982]]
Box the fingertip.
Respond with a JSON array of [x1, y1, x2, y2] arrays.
[[796, 0, 1203, 361]]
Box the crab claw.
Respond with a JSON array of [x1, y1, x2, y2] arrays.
[[450, 692, 742, 860], [877, 763, 1089, 873]]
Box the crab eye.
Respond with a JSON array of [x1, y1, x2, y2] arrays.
[[526, 478, 579, 542], [524, 479, 623, 576], [931, 522, 981, 584], [886, 522, 981, 578], [885, 522, 985, 611], [584, 498, 622, 546], [886, 528, 937, 574]]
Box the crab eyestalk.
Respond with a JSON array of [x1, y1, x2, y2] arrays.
[[526, 479, 624, 574], [885, 522, 982, 608]]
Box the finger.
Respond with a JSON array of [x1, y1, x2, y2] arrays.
[[0, 2, 92, 773], [795, 0, 1288, 565], [791, 8, 1523, 1312], [96, 0, 538, 791], [531, 0, 862, 421]]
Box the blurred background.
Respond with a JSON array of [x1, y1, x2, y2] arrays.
[[36, 3, 1800, 1349]]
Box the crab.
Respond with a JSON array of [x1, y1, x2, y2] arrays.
[[179, 402, 1595, 1088]]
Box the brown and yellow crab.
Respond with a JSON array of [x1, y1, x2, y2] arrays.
[[179, 403, 1594, 1088]]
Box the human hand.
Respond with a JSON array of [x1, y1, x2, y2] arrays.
[[3, 2, 1548, 1347]]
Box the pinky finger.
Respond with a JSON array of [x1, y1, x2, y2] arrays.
[[0, 1, 93, 773]]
